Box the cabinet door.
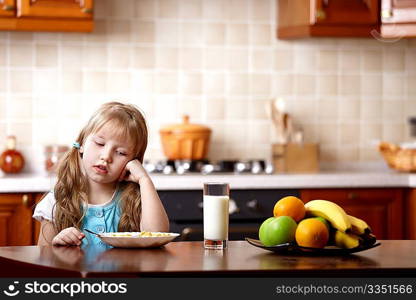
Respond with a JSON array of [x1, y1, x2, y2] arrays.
[[17, 0, 93, 19], [313, 0, 379, 25], [0, 193, 34, 246], [300, 188, 404, 239], [0, 0, 15, 17]]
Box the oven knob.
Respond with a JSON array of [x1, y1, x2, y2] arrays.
[[229, 198, 239, 214], [246, 199, 260, 211]]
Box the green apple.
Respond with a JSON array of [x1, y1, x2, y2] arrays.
[[258, 216, 297, 246]]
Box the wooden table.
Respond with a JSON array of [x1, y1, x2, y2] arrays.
[[0, 240, 416, 277]]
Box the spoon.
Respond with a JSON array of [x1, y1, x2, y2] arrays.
[[84, 228, 101, 236]]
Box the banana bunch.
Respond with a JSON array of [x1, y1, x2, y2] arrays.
[[304, 199, 377, 249]]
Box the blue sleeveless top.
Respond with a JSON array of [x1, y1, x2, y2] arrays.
[[81, 187, 122, 246]]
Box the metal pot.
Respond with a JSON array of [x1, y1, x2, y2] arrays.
[[159, 115, 211, 160]]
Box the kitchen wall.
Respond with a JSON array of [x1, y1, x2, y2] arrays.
[[0, 0, 415, 173]]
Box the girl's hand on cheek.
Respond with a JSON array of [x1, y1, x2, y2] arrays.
[[118, 159, 149, 184], [52, 227, 85, 246]]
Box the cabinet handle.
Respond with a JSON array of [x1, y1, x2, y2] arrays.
[[2, 5, 15, 11], [22, 194, 29, 207], [347, 192, 358, 200], [381, 9, 392, 19], [82, 8, 93, 14], [316, 9, 326, 20]]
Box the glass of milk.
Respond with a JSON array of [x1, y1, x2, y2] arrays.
[[203, 182, 229, 250]]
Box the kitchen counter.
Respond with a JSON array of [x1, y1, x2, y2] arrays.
[[0, 240, 416, 277], [0, 170, 413, 192]]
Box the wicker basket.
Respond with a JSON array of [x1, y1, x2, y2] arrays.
[[379, 142, 416, 172]]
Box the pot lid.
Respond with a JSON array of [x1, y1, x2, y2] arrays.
[[160, 115, 211, 134]]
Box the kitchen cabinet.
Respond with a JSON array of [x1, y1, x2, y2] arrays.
[[0, 0, 93, 32], [0, 192, 43, 246], [277, 0, 380, 39], [405, 189, 416, 239], [381, 0, 416, 38], [300, 188, 404, 239]]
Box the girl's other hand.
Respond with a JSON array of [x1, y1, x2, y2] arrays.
[[118, 159, 149, 184], [52, 227, 85, 246]]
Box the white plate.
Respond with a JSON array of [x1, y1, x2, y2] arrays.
[[98, 232, 180, 248]]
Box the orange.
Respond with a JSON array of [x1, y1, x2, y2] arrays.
[[295, 218, 329, 248], [273, 196, 306, 222]]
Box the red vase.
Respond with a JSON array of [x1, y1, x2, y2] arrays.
[[0, 136, 25, 174]]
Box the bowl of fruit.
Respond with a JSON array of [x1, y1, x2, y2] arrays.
[[246, 196, 380, 255]]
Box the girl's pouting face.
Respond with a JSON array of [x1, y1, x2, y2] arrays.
[[81, 122, 135, 187]]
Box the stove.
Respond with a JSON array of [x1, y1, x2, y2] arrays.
[[144, 159, 274, 175]]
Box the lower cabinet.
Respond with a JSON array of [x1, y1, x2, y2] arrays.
[[0, 193, 44, 246], [301, 188, 404, 239]]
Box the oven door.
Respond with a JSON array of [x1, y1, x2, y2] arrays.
[[170, 222, 260, 241]]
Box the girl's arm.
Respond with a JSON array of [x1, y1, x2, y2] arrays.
[[122, 160, 170, 232], [38, 220, 85, 246], [38, 220, 56, 245]]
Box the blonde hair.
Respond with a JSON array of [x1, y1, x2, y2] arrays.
[[50, 101, 148, 239]]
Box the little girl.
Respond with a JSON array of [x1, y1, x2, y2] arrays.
[[33, 102, 169, 246]]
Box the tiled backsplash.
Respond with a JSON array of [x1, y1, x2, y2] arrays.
[[0, 0, 415, 173]]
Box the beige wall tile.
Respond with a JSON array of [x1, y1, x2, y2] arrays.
[[9, 122, 32, 146], [35, 45, 57, 68], [292, 100, 317, 123], [226, 0, 248, 21], [250, 74, 270, 94], [382, 123, 404, 143], [274, 50, 293, 71], [10, 32, 33, 42], [251, 24, 271, 46], [361, 74, 382, 96], [0, 96, 6, 119], [86, 20, 107, 43], [317, 75, 338, 95], [32, 96, 57, 119], [61, 46, 82, 69], [206, 98, 225, 120], [405, 49, 416, 73], [0, 44, 6, 66], [155, 72, 178, 94], [338, 98, 360, 121], [407, 75, 416, 96], [360, 147, 381, 161], [228, 49, 249, 71], [10, 44, 33, 67], [158, 0, 179, 18], [203, 73, 225, 95], [0, 70, 6, 92], [202, 0, 225, 19], [108, 0, 135, 18], [34, 70, 58, 93], [83, 71, 108, 93], [227, 24, 248, 45], [227, 74, 249, 95], [294, 51, 316, 72], [204, 23, 225, 45], [360, 123, 381, 146], [249, 123, 270, 143], [179, 47, 202, 70], [178, 98, 202, 119], [382, 100, 404, 121], [8, 96, 32, 120], [318, 123, 339, 145], [317, 98, 338, 122], [318, 50, 338, 71], [107, 20, 131, 43], [340, 50, 360, 72], [10, 71, 32, 93], [339, 75, 360, 95], [295, 74, 316, 95], [0, 123, 6, 144], [107, 72, 131, 94], [180, 22, 203, 45], [109, 46, 131, 69], [205, 48, 225, 69], [272, 74, 293, 95], [251, 49, 272, 71], [336, 147, 359, 162], [180, 0, 202, 19], [82, 46, 108, 68], [136, 0, 156, 19], [132, 72, 154, 94], [362, 50, 382, 72], [383, 74, 405, 97], [180, 72, 202, 95], [157, 47, 178, 69], [133, 46, 155, 68], [249, 98, 268, 119], [156, 21, 179, 44], [249, 0, 271, 21], [360, 99, 382, 121], [340, 123, 360, 145], [383, 49, 405, 71], [154, 95, 178, 122], [132, 21, 155, 43]]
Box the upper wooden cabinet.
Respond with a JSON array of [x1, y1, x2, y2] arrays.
[[381, 0, 416, 37], [278, 0, 380, 38], [0, 0, 93, 32]]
